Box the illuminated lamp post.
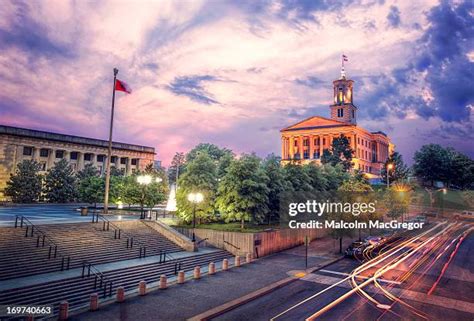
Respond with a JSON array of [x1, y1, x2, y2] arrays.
[[137, 175, 152, 219], [386, 163, 394, 188], [187, 192, 204, 242]]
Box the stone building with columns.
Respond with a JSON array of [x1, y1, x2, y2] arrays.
[[280, 72, 393, 178], [0, 125, 155, 200]]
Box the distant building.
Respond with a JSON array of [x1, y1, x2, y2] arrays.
[[0, 125, 155, 200], [280, 68, 394, 178]]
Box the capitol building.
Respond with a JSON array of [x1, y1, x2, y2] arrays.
[[280, 68, 394, 178]]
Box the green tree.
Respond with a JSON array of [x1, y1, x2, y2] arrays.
[[121, 170, 168, 213], [176, 153, 218, 223], [283, 163, 313, 192], [381, 152, 409, 184], [383, 188, 411, 222], [448, 150, 474, 189], [4, 160, 43, 203], [77, 164, 102, 206], [217, 152, 234, 178], [44, 159, 77, 203], [321, 135, 354, 171], [322, 164, 350, 191], [216, 154, 269, 229], [262, 154, 288, 224], [305, 162, 328, 191], [168, 152, 186, 185], [186, 143, 233, 163], [413, 144, 451, 186]]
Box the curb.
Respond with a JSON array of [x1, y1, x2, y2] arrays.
[[188, 256, 344, 321]]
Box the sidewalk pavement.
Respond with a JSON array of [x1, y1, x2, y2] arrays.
[[70, 238, 347, 321]]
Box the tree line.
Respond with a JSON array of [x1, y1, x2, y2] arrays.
[[4, 159, 168, 208]]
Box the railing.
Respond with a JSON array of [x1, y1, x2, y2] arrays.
[[223, 240, 240, 250], [81, 261, 113, 298], [91, 213, 148, 258], [14, 215, 71, 271], [196, 238, 209, 246]]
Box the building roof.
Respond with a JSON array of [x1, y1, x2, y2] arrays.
[[280, 116, 353, 132], [0, 125, 155, 154]]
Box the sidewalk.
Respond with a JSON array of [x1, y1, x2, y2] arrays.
[[70, 238, 346, 321]]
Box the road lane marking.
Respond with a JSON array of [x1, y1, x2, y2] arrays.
[[317, 269, 402, 285]]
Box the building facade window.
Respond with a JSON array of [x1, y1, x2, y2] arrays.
[[313, 151, 320, 159], [84, 153, 92, 161], [337, 108, 344, 117], [40, 149, 49, 157], [323, 138, 326, 145], [70, 152, 78, 160], [23, 146, 33, 156], [303, 139, 309, 146], [55, 150, 64, 159], [303, 150, 309, 159], [111, 156, 117, 163], [131, 159, 138, 165], [97, 155, 105, 162], [120, 157, 127, 165]]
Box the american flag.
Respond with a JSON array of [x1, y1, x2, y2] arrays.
[[342, 54, 348, 62]]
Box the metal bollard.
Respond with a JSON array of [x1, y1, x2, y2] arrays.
[[177, 270, 185, 284], [222, 259, 229, 271], [58, 301, 69, 321], [138, 280, 147, 296], [159, 275, 167, 289], [208, 262, 216, 275], [194, 266, 201, 279], [235, 256, 241, 267], [90, 293, 99, 311], [246, 253, 252, 263], [116, 286, 125, 302]]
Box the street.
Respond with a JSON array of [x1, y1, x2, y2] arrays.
[[214, 222, 474, 321]]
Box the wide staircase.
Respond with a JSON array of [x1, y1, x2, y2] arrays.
[[0, 250, 234, 318], [0, 217, 184, 280]]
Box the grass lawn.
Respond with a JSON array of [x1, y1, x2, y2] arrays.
[[171, 222, 280, 233]]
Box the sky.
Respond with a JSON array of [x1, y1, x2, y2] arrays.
[[0, 0, 472, 166]]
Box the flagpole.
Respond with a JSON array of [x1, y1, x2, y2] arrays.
[[104, 67, 118, 214]]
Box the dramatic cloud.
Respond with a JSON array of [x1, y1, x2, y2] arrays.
[[0, 0, 472, 166]]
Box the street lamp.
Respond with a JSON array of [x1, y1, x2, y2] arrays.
[[188, 192, 204, 242], [137, 175, 152, 219], [386, 163, 394, 188]]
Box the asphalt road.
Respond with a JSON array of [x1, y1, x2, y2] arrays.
[[214, 222, 474, 321]]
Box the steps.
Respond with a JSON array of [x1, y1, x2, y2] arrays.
[[0, 250, 234, 317], [0, 220, 184, 280]]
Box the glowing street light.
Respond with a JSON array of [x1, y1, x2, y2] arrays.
[[188, 192, 204, 242], [386, 163, 394, 188]]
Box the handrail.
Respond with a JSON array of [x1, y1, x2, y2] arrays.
[[91, 213, 148, 258], [223, 240, 240, 250], [197, 238, 209, 245], [81, 261, 113, 298], [14, 215, 71, 270]]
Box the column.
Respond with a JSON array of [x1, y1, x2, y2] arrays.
[[281, 138, 285, 159], [289, 137, 294, 159], [47, 149, 55, 170], [126, 158, 132, 175], [309, 135, 314, 159], [319, 135, 323, 157], [33, 147, 40, 161], [298, 136, 303, 160], [77, 152, 84, 171]]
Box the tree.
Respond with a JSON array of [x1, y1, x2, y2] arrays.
[[44, 159, 77, 202], [321, 164, 350, 191], [262, 154, 288, 224], [283, 163, 313, 192], [216, 154, 269, 229], [383, 188, 411, 222], [186, 143, 233, 163], [448, 150, 474, 189], [176, 152, 218, 223], [4, 160, 43, 203], [168, 152, 186, 186], [381, 152, 409, 184], [77, 164, 102, 206], [321, 135, 354, 171], [217, 152, 234, 178], [413, 144, 451, 186], [304, 162, 328, 191], [121, 170, 168, 213]]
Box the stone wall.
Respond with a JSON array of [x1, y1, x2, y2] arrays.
[[175, 227, 328, 257]]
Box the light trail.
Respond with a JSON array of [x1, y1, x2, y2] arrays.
[[270, 222, 445, 321], [305, 222, 452, 321]]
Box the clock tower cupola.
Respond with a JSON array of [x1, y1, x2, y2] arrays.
[[330, 55, 357, 124]]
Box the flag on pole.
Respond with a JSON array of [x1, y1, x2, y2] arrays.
[[115, 79, 132, 94], [342, 54, 348, 62]]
